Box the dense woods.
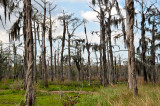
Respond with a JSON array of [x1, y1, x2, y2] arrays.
[[0, 0, 160, 105]]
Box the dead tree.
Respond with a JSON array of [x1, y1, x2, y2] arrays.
[[58, 10, 67, 81], [66, 15, 82, 81], [34, 0, 48, 87], [83, 21, 91, 86], [48, 3, 56, 81], [125, 0, 138, 96]]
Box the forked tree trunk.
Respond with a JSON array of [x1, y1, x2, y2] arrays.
[[60, 11, 66, 81], [126, 0, 138, 96], [25, 0, 35, 105]]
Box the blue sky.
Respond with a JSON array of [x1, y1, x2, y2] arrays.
[[0, 0, 159, 64]]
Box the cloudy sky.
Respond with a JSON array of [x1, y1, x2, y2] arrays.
[[0, 0, 159, 63]]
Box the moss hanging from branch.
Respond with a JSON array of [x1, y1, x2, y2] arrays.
[[9, 12, 22, 41]]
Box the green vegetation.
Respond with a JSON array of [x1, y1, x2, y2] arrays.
[[77, 84, 160, 106], [0, 80, 160, 106], [38, 81, 99, 92]]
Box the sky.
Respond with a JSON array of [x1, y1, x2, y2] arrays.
[[0, 0, 159, 64]]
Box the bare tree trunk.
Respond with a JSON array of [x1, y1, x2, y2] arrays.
[[107, 38, 110, 81], [60, 11, 66, 81], [47, 60, 50, 79], [94, 51, 99, 84], [114, 57, 117, 83], [57, 42, 60, 79], [34, 21, 37, 83], [42, 0, 48, 87], [13, 42, 16, 80], [126, 0, 138, 96], [8, 40, 11, 79], [151, 18, 156, 85], [39, 56, 42, 80], [99, 47, 103, 85], [100, 8, 108, 86], [141, 1, 147, 83], [25, 0, 35, 105], [76, 47, 81, 82], [41, 37, 44, 81], [67, 23, 71, 81], [108, 14, 114, 85], [50, 35, 53, 82], [118, 56, 121, 82], [23, 2, 27, 90], [82, 64, 84, 84], [79, 48, 82, 81], [54, 50, 57, 79], [49, 4, 53, 81], [84, 22, 91, 86]]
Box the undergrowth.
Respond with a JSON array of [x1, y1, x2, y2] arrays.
[[0, 80, 160, 106]]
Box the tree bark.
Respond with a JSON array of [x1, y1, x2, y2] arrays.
[[25, 0, 35, 105], [60, 11, 66, 81], [151, 18, 156, 85], [67, 23, 72, 81], [114, 57, 117, 83], [23, 2, 27, 90], [57, 42, 60, 78], [126, 0, 138, 96], [39, 56, 42, 80], [54, 50, 57, 79], [84, 22, 91, 86], [100, 8, 108, 86], [141, 0, 147, 83], [42, 0, 48, 87], [99, 46, 103, 85], [108, 14, 114, 85], [34, 21, 37, 83], [49, 7, 53, 81]]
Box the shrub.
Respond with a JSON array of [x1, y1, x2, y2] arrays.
[[10, 80, 23, 90]]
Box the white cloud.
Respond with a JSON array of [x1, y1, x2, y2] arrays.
[[81, 10, 98, 22], [81, 4, 125, 22]]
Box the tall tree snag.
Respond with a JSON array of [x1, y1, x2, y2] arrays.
[[125, 0, 138, 96]]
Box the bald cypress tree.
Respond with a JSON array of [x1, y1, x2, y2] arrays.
[[25, 0, 35, 105], [125, 0, 138, 96]]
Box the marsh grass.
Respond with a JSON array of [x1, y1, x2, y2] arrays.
[[0, 80, 160, 106], [38, 80, 99, 92], [76, 83, 160, 106]]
